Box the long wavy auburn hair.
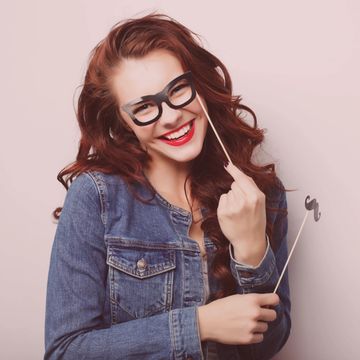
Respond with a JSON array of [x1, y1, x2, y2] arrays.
[[53, 12, 291, 301]]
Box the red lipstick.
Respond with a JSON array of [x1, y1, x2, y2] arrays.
[[158, 119, 195, 147]]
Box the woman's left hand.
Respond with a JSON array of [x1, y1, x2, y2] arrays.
[[217, 162, 267, 250]]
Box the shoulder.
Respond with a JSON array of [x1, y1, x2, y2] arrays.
[[62, 171, 128, 225], [64, 171, 126, 208], [68, 171, 127, 198], [60, 173, 102, 219]]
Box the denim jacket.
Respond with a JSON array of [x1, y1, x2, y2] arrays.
[[44, 171, 291, 360]]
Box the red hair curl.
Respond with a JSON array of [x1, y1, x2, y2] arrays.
[[53, 12, 293, 300]]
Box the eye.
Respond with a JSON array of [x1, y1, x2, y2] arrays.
[[133, 103, 151, 114], [172, 84, 186, 93], [171, 83, 190, 96]]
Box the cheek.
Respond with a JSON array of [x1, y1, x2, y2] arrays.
[[135, 126, 157, 143], [120, 112, 152, 140], [184, 102, 204, 116], [192, 96, 208, 114]]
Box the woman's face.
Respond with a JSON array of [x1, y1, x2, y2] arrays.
[[112, 49, 208, 167]]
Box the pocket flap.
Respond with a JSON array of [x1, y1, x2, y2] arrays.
[[107, 246, 176, 279]]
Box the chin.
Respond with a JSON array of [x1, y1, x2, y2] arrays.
[[150, 145, 202, 165], [169, 144, 204, 163]]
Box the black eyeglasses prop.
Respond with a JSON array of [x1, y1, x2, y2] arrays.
[[121, 71, 234, 165], [122, 70, 321, 295]]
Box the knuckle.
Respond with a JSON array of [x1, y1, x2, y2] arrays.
[[252, 193, 263, 204], [247, 293, 257, 302], [257, 191, 266, 203]]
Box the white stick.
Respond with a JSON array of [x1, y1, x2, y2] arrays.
[[273, 210, 309, 293], [196, 92, 309, 293], [196, 93, 233, 165]]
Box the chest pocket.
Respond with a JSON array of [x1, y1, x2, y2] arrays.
[[107, 243, 176, 319]]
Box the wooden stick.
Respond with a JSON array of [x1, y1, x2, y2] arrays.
[[273, 210, 310, 293], [196, 92, 314, 295], [196, 93, 233, 165]]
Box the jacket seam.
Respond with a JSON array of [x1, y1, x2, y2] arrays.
[[85, 171, 107, 226]]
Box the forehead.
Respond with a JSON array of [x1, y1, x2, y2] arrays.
[[112, 49, 185, 105]]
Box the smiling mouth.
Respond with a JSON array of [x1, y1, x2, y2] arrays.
[[157, 119, 195, 147], [158, 119, 194, 140]]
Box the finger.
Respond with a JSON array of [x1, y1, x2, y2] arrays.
[[224, 162, 258, 195], [250, 333, 264, 344], [256, 293, 280, 307], [253, 321, 269, 333], [230, 181, 246, 198], [258, 308, 277, 322]]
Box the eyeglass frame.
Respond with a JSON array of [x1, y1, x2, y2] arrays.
[[120, 71, 196, 126]]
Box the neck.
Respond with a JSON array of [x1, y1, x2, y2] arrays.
[[143, 158, 199, 211]]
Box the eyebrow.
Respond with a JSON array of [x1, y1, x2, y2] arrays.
[[123, 72, 187, 107], [131, 99, 150, 106]]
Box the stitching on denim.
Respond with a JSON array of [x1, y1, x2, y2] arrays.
[[194, 307, 205, 360], [169, 310, 176, 359], [86, 171, 107, 226], [236, 258, 276, 288], [171, 310, 181, 359], [107, 251, 174, 318], [166, 269, 174, 311], [108, 266, 118, 325], [105, 237, 179, 250], [244, 258, 275, 283]]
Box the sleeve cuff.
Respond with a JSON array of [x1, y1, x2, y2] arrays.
[[170, 306, 204, 360], [229, 234, 278, 289], [229, 234, 270, 269]]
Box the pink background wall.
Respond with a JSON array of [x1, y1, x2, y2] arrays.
[[1, 1, 359, 359]]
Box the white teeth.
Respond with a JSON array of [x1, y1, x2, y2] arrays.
[[164, 123, 191, 140]]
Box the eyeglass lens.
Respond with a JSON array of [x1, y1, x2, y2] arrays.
[[129, 77, 193, 124]]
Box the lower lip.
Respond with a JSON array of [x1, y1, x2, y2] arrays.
[[158, 120, 195, 147]]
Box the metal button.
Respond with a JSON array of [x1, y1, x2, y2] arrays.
[[136, 258, 147, 270]]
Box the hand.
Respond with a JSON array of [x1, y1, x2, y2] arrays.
[[197, 293, 279, 344], [217, 162, 267, 250]]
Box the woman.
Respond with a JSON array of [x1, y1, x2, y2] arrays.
[[45, 12, 291, 360]]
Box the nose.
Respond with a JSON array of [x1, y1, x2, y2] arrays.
[[159, 102, 183, 127]]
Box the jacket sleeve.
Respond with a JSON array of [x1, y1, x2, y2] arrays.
[[44, 173, 203, 360], [225, 183, 292, 360]]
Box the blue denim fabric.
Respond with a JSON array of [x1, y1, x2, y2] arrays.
[[44, 171, 291, 359]]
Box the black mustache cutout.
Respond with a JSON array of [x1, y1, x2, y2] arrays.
[[305, 195, 321, 222]]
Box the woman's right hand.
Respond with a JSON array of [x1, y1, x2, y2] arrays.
[[197, 293, 279, 345]]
